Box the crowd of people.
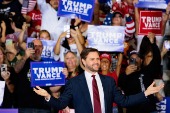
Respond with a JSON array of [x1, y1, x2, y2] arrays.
[[0, 0, 169, 113]]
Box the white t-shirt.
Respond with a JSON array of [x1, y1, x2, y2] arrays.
[[54, 44, 79, 61], [37, 0, 71, 41]]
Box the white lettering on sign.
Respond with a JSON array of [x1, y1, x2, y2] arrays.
[[89, 32, 124, 44], [33, 67, 63, 80], [42, 46, 54, 58], [141, 16, 162, 29], [62, 0, 92, 16], [156, 98, 167, 112]]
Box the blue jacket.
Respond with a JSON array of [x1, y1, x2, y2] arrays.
[[47, 72, 148, 113]]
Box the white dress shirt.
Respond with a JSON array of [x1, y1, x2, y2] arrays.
[[85, 71, 105, 113]]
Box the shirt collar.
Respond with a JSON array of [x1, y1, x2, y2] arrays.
[[85, 70, 99, 79]]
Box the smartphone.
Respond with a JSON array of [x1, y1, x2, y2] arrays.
[[6, 39, 13, 45], [1, 64, 7, 73], [164, 40, 170, 50], [64, 25, 70, 38], [28, 42, 34, 49], [129, 58, 136, 65]]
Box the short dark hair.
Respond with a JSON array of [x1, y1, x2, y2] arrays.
[[80, 48, 99, 60], [11, 15, 26, 29]]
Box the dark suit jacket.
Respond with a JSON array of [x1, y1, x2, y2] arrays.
[[47, 72, 148, 113]]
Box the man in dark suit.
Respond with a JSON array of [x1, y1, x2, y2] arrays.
[[34, 48, 164, 113]]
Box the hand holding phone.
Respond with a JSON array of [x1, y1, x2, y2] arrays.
[[164, 40, 170, 50], [6, 39, 13, 45], [129, 58, 136, 65], [28, 42, 34, 49]]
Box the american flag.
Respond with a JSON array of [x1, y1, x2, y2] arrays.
[[21, 0, 36, 14]]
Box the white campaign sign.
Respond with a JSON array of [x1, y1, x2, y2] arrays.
[[0, 81, 5, 106]]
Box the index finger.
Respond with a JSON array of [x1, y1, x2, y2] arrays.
[[36, 86, 41, 90]]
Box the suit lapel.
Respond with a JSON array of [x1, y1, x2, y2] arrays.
[[79, 73, 93, 112], [99, 74, 108, 113]]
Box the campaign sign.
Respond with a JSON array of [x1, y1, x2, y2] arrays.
[[27, 38, 56, 61], [156, 97, 170, 112], [138, 10, 162, 36], [57, 0, 95, 22], [134, 0, 169, 9], [0, 109, 18, 113], [87, 25, 125, 52], [30, 61, 65, 87]]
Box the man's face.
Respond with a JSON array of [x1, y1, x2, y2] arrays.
[[32, 39, 43, 60], [100, 58, 111, 71], [82, 52, 100, 73], [112, 14, 122, 26], [129, 54, 142, 69], [50, 0, 59, 10]]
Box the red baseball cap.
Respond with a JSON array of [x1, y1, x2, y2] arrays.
[[6, 34, 18, 42], [100, 53, 112, 62]]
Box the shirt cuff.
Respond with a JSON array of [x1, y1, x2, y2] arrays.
[[45, 95, 51, 102]]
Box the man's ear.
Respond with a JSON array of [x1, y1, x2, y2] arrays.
[[82, 59, 86, 67]]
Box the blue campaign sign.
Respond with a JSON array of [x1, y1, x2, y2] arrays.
[[156, 97, 170, 112], [87, 25, 125, 52], [57, 0, 95, 23], [30, 61, 65, 87], [27, 38, 57, 61], [0, 109, 18, 113], [134, 0, 169, 9]]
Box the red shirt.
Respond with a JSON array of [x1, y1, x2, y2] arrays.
[[27, 9, 42, 28]]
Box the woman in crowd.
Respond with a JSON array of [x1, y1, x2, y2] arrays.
[[50, 51, 83, 113], [0, 47, 16, 108], [139, 33, 164, 101], [54, 17, 84, 62]]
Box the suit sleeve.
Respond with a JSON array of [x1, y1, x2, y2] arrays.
[[112, 78, 148, 107], [46, 80, 73, 110]]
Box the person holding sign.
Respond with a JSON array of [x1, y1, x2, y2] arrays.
[[14, 39, 67, 113], [0, 47, 16, 108], [134, 0, 170, 51], [33, 48, 164, 113], [37, 0, 71, 41], [103, 1, 136, 49]]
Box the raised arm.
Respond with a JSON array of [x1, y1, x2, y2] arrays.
[[93, 0, 100, 25], [162, 2, 170, 36], [14, 47, 35, 73], [0, 21, 6, 43], [54, 32, 67, 55], [37, 0, 49, 13], [18, 22, 27, 50], [133, 0, 139, 36], [74, 16, 85, 45]]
